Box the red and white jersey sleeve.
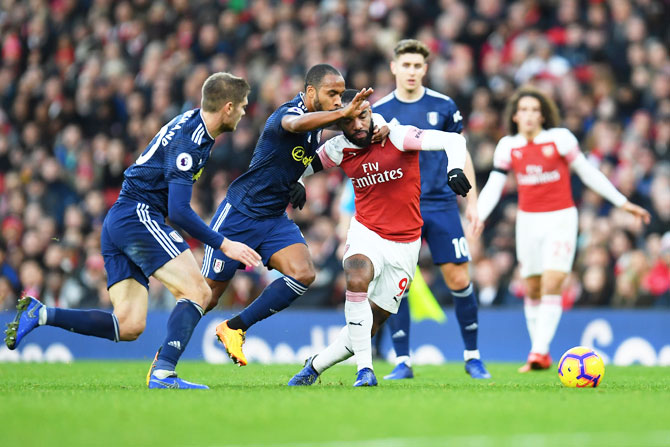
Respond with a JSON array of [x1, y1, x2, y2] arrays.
[[494, 128, 581, 212], [316, 131, 423, 242]]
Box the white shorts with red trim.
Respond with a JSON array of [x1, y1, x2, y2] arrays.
[[515, 206, 578, 278], [343, 217, 420, 313]]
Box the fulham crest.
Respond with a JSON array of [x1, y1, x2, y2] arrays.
[[213, 259, 224, 273], [427, 111, 439, 126]]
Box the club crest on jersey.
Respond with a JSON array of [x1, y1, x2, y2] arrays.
[[176, 153, 193, 171], [213, 259, 224, 273], [427, 111, 439, 126], [541, 145, 555, 158], [169, 231, 184, 243]]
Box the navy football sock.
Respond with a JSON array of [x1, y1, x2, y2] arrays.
[[46, 308, 119, 341], [452, 283, 479, 351], [387, 293, 410, 358], [235, 276, 307, 331], [154, 299, 203, 372]]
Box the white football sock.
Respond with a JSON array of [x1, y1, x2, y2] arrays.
[[395, 355, 411, 366], [312, 326, 352, 374], [464, 350, 480, 361], [523, 297, 540, 347], [344, 291, 373, 371], [531, 295, 562, 355], [39, 306, 47, 325]]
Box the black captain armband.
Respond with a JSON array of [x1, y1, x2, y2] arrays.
[[492, 167, 508, 175], [310, 155, 324, 174]]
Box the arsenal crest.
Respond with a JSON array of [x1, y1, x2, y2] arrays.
[[427, 111, 439, 126], [213, 259, 224, 273], [541, 144, 555, 157]]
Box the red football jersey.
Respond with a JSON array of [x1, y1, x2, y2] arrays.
[[318, 128, 423, 242], [493, 128, 581, 212]]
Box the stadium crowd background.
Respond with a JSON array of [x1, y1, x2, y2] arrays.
[[0, 0, 669, 314]]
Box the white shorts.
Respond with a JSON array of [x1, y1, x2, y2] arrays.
[[516, 207, 578, 278], [343, 217, 420, 313]]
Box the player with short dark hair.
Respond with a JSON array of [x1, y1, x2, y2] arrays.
[[478, 86, 650, 372], [288, 89, 471, 386], [372, 39, 490, 379], [5, 72, 261, 389], [203, 65, 379, 366]]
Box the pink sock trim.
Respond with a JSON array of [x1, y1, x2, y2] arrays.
[[524, 297, 540, 306], [541, 295, 562, 306], [346, 291, 368, 302]]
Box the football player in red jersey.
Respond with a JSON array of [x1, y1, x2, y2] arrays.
[[478, 86, 649, 372], [288, 89, 471, 386]]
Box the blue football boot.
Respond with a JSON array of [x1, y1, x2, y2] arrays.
[[353, 367, 378, 387], [288, 356, 319, 386], [383, 362, 414, 380], [465, 358, 491, 379], [5, 296, 43, 350], [146, 347, 209, 389], [288, 356, 320, 386]]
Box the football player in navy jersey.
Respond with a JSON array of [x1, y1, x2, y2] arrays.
[[5, 73, 261, 389], [372, 39, 490, 379], [201, 64, 376, 366]]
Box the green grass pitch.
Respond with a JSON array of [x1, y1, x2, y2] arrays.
[[1, 362, 669, 446]]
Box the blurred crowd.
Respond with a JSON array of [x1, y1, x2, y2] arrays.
[[1, 0, 669, 313]]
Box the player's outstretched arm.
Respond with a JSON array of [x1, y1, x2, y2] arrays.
[[168, 183, 261, 267], [476, 170, 507, 223], [281, 88, 373, 133], [219, 238, 261, 268], [463, 151, 483, 238], [570, 154, 650, 225]]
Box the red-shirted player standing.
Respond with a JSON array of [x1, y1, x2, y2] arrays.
[[287, 88, 471, 386], [477, 87, 650, 372]]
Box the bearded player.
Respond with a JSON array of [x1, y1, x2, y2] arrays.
[[287, 89, 471, 386]]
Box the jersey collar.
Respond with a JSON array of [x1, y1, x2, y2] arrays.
[[199, 109, 215, 141], [393, 87, 426, 104]]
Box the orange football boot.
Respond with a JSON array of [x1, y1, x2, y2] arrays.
[[216, 320, 247, 366]]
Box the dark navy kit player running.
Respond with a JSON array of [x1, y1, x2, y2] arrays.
[[5, 72, 261, 389], [202, 64, 378, 366], [373, 39, 490, 379]]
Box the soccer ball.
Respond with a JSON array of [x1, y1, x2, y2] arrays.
[[557, 346, 605, 388]]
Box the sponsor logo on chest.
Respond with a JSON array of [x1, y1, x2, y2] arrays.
[[350, 161, 404, 189]]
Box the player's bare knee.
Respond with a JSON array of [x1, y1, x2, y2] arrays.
[[291, 265, 316, 286], [443, 264, 470, 290], [118, 318, 145, 341], [184, 278, 212, 307]]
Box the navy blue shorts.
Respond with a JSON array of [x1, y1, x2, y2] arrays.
[[421, 206, 470, 265], [201, 198, 306, 282], [101, 200, 190, 289]]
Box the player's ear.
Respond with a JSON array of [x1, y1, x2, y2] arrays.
[[390, 60, 396, 75], [305, 84, 316, 100], [223, 101, 234, 115]]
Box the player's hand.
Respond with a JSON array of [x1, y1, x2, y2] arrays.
[[621, 201, 651, 226], [465, 201, 484, 238], [447, 168, 471, 197], [341, 88, 373, 119], [220, 238, 261, 268], [371, 124, 389, 146], [288, 182, 306, 210]]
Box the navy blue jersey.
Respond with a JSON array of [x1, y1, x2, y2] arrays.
[[119, 109, 214, 216], [226, 92, 321, 219], [226, 93, 321, 218], [372, 88, 463, 210]]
